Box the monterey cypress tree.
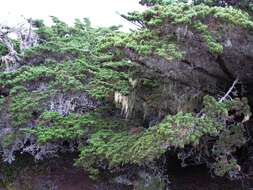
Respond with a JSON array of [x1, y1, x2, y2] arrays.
[[0, 0, 253, 189]]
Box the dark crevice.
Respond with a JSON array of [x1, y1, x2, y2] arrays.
[[0, 88, 10, 97], [216, 55, 234, 80], [192, 66, 225, 80], [130, 57, 219, 95], [182, 59, 225, 80], [181, 59, 191, 65]]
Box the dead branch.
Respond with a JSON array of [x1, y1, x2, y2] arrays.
[[0, 18, 38, 71], [219, 77, 239, 103]]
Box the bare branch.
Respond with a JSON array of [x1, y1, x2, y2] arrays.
[[0, 18, 38, 71], [219, 77, 239, 103]]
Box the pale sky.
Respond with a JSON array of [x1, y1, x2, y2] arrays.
[[0, 0, 146, 30]]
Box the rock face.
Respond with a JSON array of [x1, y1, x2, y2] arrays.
[[119, 23, 253, 96]]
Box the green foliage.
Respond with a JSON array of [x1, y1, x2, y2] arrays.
[[0, 18, 134, 130], [193, 0, 253, 13], [27, 17, 118, 58], [0, 96, 5, 106], [23, 111, 128, 144], [0, 133, 16, 148], [193, 21, 223, 54], [139, 0, 187, 6], [23, 113, 87, 144], [123, 2, 253, 55], [76, 96, 251, 177], [213, 158, 239, 177], [0, 58, 131, 100], [1, 3, 252, 183], [211, 124, 245, 176], [0, 43, 8, 56], [100, 28, 183, 60], [9, 87, 48, 127], [136, 2, 253, 28]]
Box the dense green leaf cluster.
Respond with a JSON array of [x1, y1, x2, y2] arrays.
[[9, 88, 48, 127], [193, 0, 253, 13], [139, 0, 187, 6], [76, 96, 251, 177], [123, 2, 253, 55], [23, 111, 129, 144], [0, 43, 8, 57], [0, 133, 16, 149], [100, 29, 183, 60], [0, 18, 133, 130]]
